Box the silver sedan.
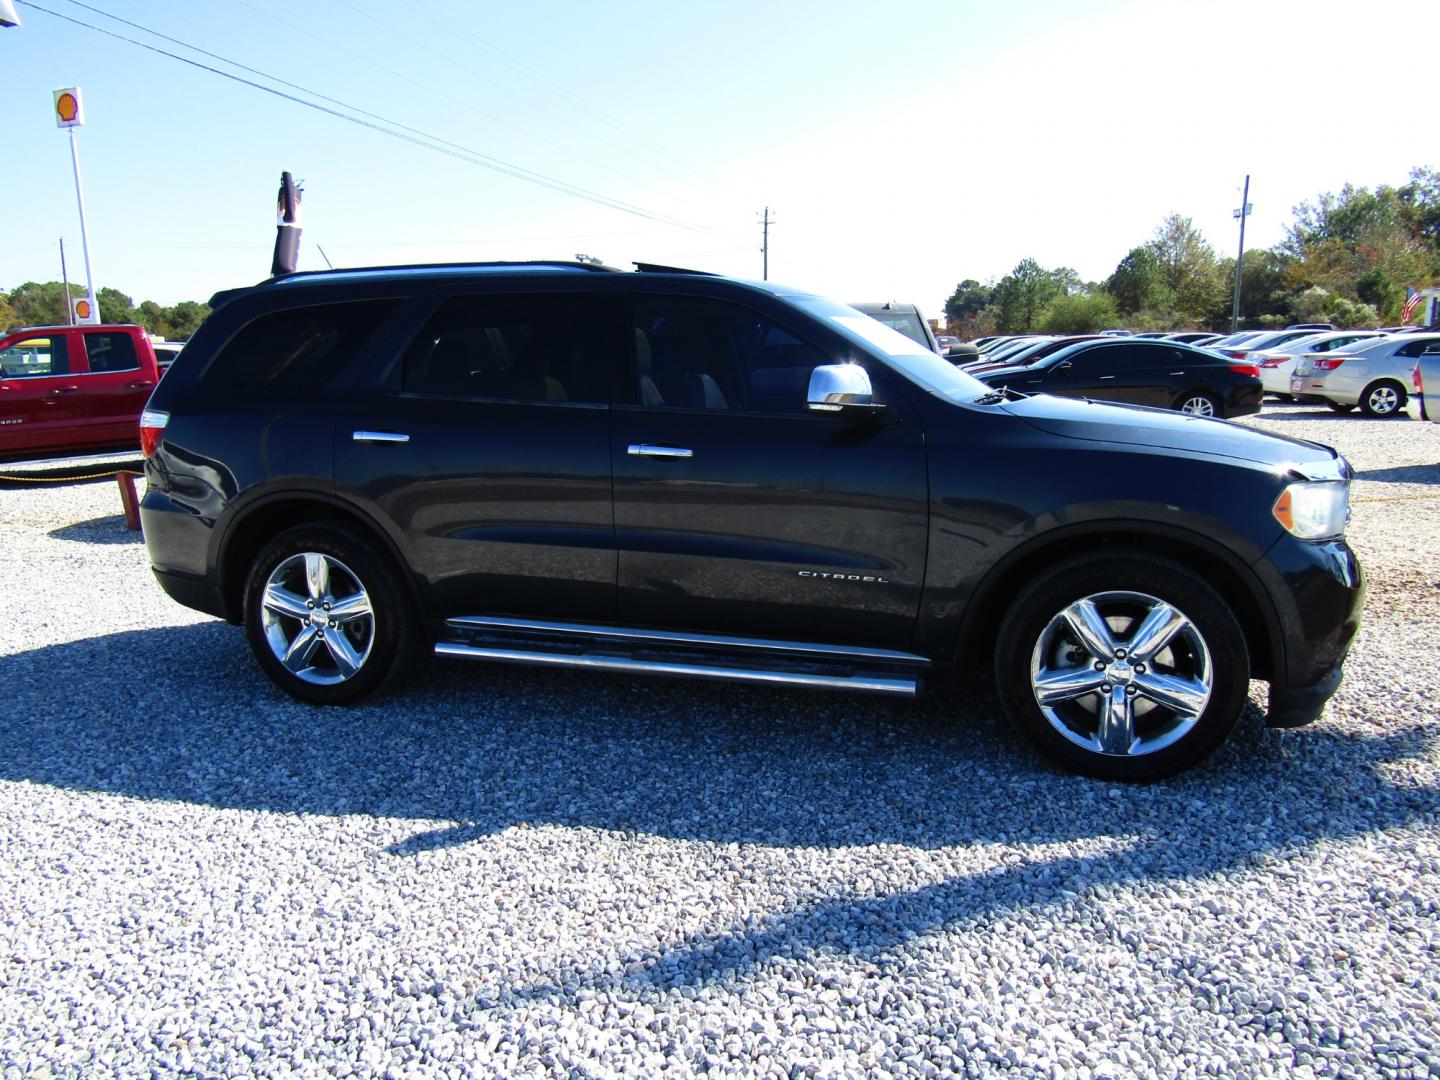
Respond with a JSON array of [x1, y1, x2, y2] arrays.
[[1291, 334, 1440, 416]]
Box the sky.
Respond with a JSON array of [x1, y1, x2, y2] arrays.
[[1, 0, 1434, 317]]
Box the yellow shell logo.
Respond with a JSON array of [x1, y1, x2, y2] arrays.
[[56, 92, 79, 123], [74, 298, 91, 319]]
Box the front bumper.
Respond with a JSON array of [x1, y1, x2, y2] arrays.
[[1254, 536, 1364, 728]]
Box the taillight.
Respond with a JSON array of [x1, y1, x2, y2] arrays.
[[1229, 364, 1261, 377], [1313, 357, 1347, 372], [139, 408, 168, 457], [1255, 354, 1285, 368], [1414, 363, 1424, 394]]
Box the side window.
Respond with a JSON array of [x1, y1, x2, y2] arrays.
[[1065, 345, 1127, 372], [84, 332, 139, 373], [1396, 340, 1428, 358], [0, 336, 71, 378], [400, 293, 618, 404], [633, 296, 829, 413], [203, 300, 397, 389]]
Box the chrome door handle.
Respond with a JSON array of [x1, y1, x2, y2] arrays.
[[1099, 375, 1116, 380], [627, 443, 693, 459], [1170, 371, 1186, 375], [353, 430, 410, 443]]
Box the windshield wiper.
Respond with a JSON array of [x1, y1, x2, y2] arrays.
[[972, 385, 1029, 405]]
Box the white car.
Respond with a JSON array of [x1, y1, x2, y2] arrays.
[[1291, 334, 1440, 416], [1408, 353, 1440, 421], [1251, 330, 1387, 397]]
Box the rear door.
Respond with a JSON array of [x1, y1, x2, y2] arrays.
[[333, 290, 625, 621], [611, 291, 928, 647], [76, 330, 156, 444], [0, 331, 87, 456]]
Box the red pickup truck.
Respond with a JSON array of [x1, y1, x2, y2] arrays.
[[0, 323, 161, 461]]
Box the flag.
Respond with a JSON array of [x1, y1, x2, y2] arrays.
[[1401, 288, 1422, 323]]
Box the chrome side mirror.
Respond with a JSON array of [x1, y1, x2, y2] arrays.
[[806, 364, 885, 417]]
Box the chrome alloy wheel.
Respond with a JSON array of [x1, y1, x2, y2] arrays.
[[1029, 590, 1213, 758], [1179, 395, 1216, 416], [259, 552, 375, 685], [1365, 384, 1400, 415]]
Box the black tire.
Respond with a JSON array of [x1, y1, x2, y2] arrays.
[[1358, 379, 1406, 418], [994, 551, 1250, 781], [1270, 393, 1294, 402], [243, 521, 422, 705], [1174, 391, 1221, 418], [1326, 402, 1356, 413]]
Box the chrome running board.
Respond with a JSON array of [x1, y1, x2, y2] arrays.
[[435, 615, 927, 697]]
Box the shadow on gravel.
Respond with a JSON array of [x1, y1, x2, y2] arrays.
[[47, 514, 143, 545], [3, 624, 1436, 993], [1356, 464, 1440, 485]]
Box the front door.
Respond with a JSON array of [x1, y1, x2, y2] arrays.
[[334, 291, 625, 621], [0, 331, 87, 457], [612, 293, 928, 648]]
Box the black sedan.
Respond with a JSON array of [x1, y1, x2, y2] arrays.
[[973, 338, 1263, 418]]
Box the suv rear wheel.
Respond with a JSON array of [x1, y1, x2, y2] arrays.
[[243, 522, 421, 705], [994, 552, 1249, 781]]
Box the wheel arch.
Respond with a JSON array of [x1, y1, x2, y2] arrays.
[[215, 493, 422, 624], [952, 523, 1280, 681]]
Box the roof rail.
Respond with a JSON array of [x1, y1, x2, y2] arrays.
[[633, 262, 715, 276], [268, 259, 621, 283]]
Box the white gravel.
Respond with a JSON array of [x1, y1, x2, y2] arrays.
[[1, 402, 1438, 1077]]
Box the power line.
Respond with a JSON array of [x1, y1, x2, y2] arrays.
[[21, 1, 745, 241]]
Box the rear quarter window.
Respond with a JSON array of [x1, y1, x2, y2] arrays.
[[202, 300, 398, 389]]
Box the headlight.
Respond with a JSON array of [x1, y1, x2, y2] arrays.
[[1272, 481, 1349, 540]]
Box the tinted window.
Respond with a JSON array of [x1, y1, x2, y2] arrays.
[[401, 293, 618, 404], [204, 300, 397, 389], [0, 336, 70, 378], [1064, 344, 1135, 372], [634, 296, 829, 413], [84, 332, 139, 373]]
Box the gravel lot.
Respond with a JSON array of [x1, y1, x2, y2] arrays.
[[2, 402, 1438, 1077]]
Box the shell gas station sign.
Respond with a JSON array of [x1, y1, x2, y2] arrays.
[[54, 87, 85, 128]]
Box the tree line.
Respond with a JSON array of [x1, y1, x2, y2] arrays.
[[0, 281, 211, 340], [945, 166, 1440, 337]]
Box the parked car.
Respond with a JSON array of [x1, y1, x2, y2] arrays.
[[1291, 334, 1440, 416], [1250, 331, 1387, 398], [1204, 330, 1268, 351], [140, 261, 1362, 781], [962, 335, 1106, 375], [973, 338, 1262, 417], [1213, 328, 1333, 361], [1408, 353, 1439, 421], [0, 323, 162, 461], [1165, 332, 1222, 346], [151, 340, 185, 373], [978, 335, 1051, 364], [936, 334, 961, 352], [849, 302, 941, 353]]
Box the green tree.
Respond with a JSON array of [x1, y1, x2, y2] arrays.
[[7, 281, 77, 325], [1146, 214, 1224, 323], [165, 300, 209, 339], [97, 287, 136, 325], [1105, 246, 1171, 316], [943, 279, 994, 324], [0, 295, 18, 332], [994, 258, 1067, 333], [1038, 292, 1119, 334]]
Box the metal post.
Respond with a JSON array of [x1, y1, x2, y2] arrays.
[[1230, 175, 1250, 334], [760, 206, 771, 281], [59, 238, 73, 325], [67, 126, 99, 324]]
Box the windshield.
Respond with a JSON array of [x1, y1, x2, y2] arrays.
[[799, 297, 991, 403]]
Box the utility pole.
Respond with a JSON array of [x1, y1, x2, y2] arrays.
[[758, 206, 773, 281], [1230, 175, 1252, 334]]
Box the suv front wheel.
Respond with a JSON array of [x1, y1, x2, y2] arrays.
[[243, 522, 420, 705], [994, 552, 1249, 781]]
